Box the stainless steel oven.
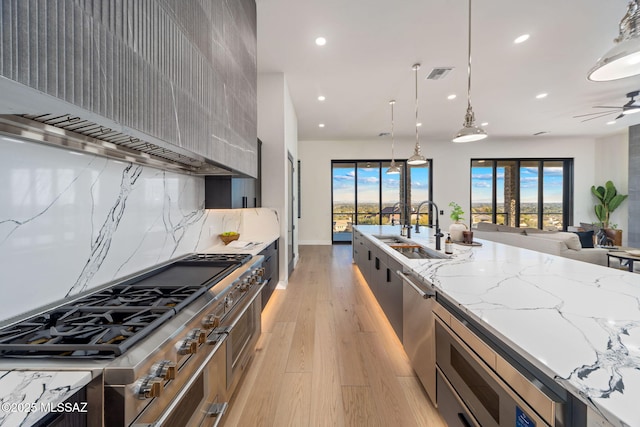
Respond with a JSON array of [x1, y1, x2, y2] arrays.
[[131, 336, 228, 427], [0, 253, 266, 427], [435, 314, 567, 427], [221, 277, 265, 398]]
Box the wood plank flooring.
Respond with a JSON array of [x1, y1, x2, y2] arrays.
[[222, 245, 446, 427]]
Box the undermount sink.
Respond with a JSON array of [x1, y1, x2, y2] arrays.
[[372, 235, 450, 260]]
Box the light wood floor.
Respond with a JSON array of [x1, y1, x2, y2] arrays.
[[222, 245, 446, 427]]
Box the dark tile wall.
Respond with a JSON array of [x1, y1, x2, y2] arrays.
[[630, 125, 640, 247], [0, 0, 257, 176]]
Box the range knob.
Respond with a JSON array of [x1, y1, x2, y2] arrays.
[[202, 314, 221, 329], [177, 338, 198, 355], [190, 328, 207, 344], [136, 375, 163, 399], [151, 360, 176, 380], [225, 295, 234, 309], [240, 278, 252, 291]]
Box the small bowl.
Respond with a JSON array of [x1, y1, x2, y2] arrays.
[[220, 233, 240, 245]]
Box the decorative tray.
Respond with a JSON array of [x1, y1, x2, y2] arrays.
[[454, 241, 483, 247]]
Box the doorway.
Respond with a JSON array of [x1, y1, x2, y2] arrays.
[[287, 152, 295, 275]]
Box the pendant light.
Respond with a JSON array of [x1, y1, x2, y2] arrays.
[[386, 100, 401, 174], [588, 0, 640, 81], [452, 0, 487, 143], [407, 64, 427, 165]]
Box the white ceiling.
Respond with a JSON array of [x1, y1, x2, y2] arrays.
[[256, 0, 640, 142]]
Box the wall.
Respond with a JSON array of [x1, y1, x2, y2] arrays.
[[257, 73, 298, 285], [298, 135, 603, 245], [594, 130, 629, 245], [0, 134, 263, 323], [0, 0, 258, 176], [629, 125, 640, 248]]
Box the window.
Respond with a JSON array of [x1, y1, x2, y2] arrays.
[[471, 159, 572, 230], [332, 160, 431, 243]]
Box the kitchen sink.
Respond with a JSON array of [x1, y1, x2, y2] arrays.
[[372, 235, 450, 260]]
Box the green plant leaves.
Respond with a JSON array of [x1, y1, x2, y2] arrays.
[[591, 180, 627, 229], [609, 194, 628, 212]]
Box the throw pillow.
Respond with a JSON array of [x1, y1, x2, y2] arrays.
[[540, 232, 582, 250], [573, 230, 594, 249]]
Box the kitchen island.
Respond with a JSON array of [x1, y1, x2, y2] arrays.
[[0, 370, 94, 427], [355, 225, 640, 427]]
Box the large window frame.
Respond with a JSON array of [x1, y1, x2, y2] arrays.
[[470, 158, 574, 230], [331, 159, 433, 243]]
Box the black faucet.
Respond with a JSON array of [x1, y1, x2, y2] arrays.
[[415, 200, 444, 250]]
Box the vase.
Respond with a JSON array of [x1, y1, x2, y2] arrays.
[[449, 222, 467, 242], [596, 229, 609, 246]]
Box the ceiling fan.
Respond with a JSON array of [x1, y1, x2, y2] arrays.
[[573, 90, 640, 122]]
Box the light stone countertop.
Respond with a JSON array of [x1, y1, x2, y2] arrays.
[[201, 234, 279, 257], [0, 370, 93, 427], [355, 224, 640, 427]]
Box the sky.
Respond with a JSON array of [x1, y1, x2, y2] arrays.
[[332, 164, 429, 206], [471, 165, 563, 203]]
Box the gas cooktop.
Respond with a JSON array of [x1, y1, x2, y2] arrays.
[[0, 253, 252, 358]]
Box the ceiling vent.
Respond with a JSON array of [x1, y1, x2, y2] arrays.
[[426, 67, 454, 80]]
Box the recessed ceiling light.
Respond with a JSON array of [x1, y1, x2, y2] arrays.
[[318, 123, 325, 128], [536, 93, 548, 99], [317, 95, 326, 101], [514, 34, 530, 44], [481, 122, 489, 126], [447, 94, 457, 100], [315, 37, 326, 46], [607, 120, 617, 125], [417, 123, 422, 127]]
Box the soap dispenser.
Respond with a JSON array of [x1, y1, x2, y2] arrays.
[[445, 233, 453, 254]]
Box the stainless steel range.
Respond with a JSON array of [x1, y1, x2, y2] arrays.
[[0, 253, 266, 426]]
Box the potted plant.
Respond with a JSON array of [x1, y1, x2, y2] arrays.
[[448, 202, 468, 242], [591, 180, 627, 246]]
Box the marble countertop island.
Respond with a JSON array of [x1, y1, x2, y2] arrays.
[[0, 370, 93, 427], [355, 225, 640, 427]]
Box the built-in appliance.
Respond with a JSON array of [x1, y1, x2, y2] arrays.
[[0, 252, 265, 427], [399, 270, 436, 404], [435, 307, 569, 427]]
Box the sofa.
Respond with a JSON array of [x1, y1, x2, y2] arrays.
[[473, 223, 609, 266]]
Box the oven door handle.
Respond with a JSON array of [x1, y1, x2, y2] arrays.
[[132, 337, 227, 427], [223, 280, 267, 330], [203, 402, 228, 427]]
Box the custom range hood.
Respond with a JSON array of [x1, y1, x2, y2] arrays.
[[0, 114, 233, 175]]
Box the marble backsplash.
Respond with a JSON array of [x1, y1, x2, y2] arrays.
[[0, 135, 268, 323]]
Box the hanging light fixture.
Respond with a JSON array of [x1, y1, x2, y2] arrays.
[[407, 64, 427, 165], [452, 0, 487, 143], [588, 0, 640, 81], [386, 100, 401, 174]]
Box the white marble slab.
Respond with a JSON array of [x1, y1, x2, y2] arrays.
[[200, 208, 280, 255], [0, 135, 275, 324], [355, 225, 640, 427], [0, 370, 92, 427]]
